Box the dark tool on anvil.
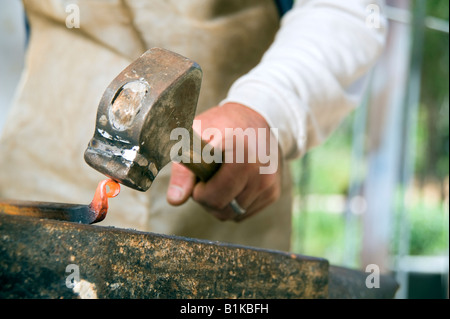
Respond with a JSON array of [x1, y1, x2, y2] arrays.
[[84, 47, 222, 192]]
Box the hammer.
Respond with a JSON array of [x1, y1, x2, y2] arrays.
[[84, 48, 244, 213], [0, 48, 237, 225]]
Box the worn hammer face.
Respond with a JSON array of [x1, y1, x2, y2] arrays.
[[84, 48, 202, 191]]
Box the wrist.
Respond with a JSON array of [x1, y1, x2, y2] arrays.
[[219, 102, 271, 131]]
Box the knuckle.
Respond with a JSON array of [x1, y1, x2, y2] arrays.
[[267, 187, 281, 203], [258, 174, 276, 191], [209, 200, 228, 211], [193, 193, 228, 211], [204, 206, 233, 222], [213, 213, 230, 222]]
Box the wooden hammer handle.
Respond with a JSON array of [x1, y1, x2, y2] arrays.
[[178, 132, 222, 182]]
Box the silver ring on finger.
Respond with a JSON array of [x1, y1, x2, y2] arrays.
[[229, 199, 246, 216]]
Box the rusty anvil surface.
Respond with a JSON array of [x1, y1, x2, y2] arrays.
[[0, 213, 398, 299]]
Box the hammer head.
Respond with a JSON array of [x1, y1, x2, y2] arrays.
[[84, 48, 202, 191]]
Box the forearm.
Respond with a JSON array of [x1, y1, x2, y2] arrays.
[[221, 0, 387, 159]]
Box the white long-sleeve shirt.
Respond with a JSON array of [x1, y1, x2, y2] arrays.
[[222, 0, 387, 159]]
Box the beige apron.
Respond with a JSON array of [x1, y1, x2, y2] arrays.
[[0, 0, 292, 251]]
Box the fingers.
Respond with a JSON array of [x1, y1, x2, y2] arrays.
[[200, 183, 280, 222], [168, 153, 281, 222], [167, 103, 283, 222], [167, 162, 196, 206], [194, 167, 281, 222], [234, 183, 281, 222], [192, 163, 248, 220]]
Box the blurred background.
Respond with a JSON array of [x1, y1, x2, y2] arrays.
[[290, 0, 449, 299], [1, 0, 448, 299]]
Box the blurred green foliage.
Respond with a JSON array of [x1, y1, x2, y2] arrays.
[[391, 197, 449, 256], [290, 116, 353, 195], [290, 119, 354, 265], [416, 0, 449, 181], [291, 0, 449, 262], [291, 210, 347, 264], [409, 203, 448, 256]]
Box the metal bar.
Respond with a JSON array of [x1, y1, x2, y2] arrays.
[[425, 16, 450, 34], [395, 0, 427, 299], [343, 77, 371, 269], [294, 153, 310, 253], [362, 0, 412, 273], [385, 5, 449, 34], [0, 200, 95, 224]]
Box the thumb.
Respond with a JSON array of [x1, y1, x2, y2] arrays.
[[167, 162, 196, 206]]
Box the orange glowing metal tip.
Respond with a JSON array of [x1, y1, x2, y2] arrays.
[[88, 179, 121, 223], [0, 179, 121, 224]]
